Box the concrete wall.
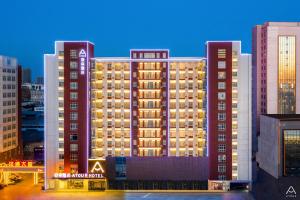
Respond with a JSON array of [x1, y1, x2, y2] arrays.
[[257, 115, 279, 178]]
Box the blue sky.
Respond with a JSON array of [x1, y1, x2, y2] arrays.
[[0, 0, 300, 79]]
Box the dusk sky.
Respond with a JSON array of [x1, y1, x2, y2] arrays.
[[0, 0, 300, 79]]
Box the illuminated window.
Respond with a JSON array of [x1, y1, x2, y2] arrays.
[[278, 36, 296, 114]]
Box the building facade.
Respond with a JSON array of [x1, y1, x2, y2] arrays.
[[206, 41, 252, 181], [253, 22, 300, 135], [22, 68, 32, 84], [22, 83, 44, 104], [257, 114, 300, 178], [90, 52, 206, 158], [45, 41, 94, 189], [45, 41, 207, 190], [0, 55, 22, 162]]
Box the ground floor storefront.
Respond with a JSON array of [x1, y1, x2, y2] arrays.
[[46, 179, 107, 191]]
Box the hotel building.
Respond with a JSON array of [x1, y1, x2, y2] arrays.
[[206, 41, 252, 181], [0, 55, 22, 162], [44, 41, 207, 190]]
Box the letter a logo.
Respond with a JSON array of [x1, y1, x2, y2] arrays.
[[91, 161, 104, 173], [286, 186, 296, 195], [79, 49, 87, 58]]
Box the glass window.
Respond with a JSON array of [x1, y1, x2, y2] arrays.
[[218, 61, 226, 69], [218, 113, 226, 121], [218, 134, 226, 142], [218, 102, 226, 110], [70, 92, 78, 100], [218, 92, 226, 100], [218, 82, 226, 90], [218, 144, 226, 152], [218, 123, 226, 131], [70, 71, 78, 79], [70, 144, 78, 152], [283, 130, 300, 176], [70, 61, 78, 69], [70, 50, 77, 58], [70, 82, 78, 90], [218, 72, 226, 79]]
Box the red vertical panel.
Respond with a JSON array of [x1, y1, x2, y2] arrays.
[[63, 42, 94, 173], [207, 42, 232, 180]]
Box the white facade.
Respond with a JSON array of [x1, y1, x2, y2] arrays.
[[44, 46, 61, 189], [237, 52, 252, 180], [0, 56, 19, 153]]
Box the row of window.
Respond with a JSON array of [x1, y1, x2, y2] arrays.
[[2, 92, 16, 98], [3, 108, 16, 114], [2, 76, 16, 81], [3, 140, 16, 148], [3, 124, 17, 131], [3, 116, 17, 123], [2, 68, 16, 73], [3, 132, 16, 140], [2, 84, 16, 90], [3, 100, 16, 106]]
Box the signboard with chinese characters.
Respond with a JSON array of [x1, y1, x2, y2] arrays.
[[53, 159, 106, 180], [0, 160, 34, 167], [79, 49, 87, 75]]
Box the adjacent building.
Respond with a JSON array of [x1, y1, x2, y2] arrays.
[[0, 55, 22, 162], [44, 41, 207, 190], [252, 22, 300, 141], [22, 68, 32, 84], [206, 41, 252, 181], [257, 114, 300, 178], [22, 83, 44, 104]]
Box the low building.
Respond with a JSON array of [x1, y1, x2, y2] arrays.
[[257, 114, 300, 178], [106, 157, 208, 190]]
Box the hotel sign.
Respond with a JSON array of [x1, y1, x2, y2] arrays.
[[88, 158, 106, 175], [53, 173, 104, 179], [53, 159, 106, 179], [79, 49, 87, 75]]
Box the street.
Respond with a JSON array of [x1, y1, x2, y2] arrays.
[[0, 174, 254, 200]]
